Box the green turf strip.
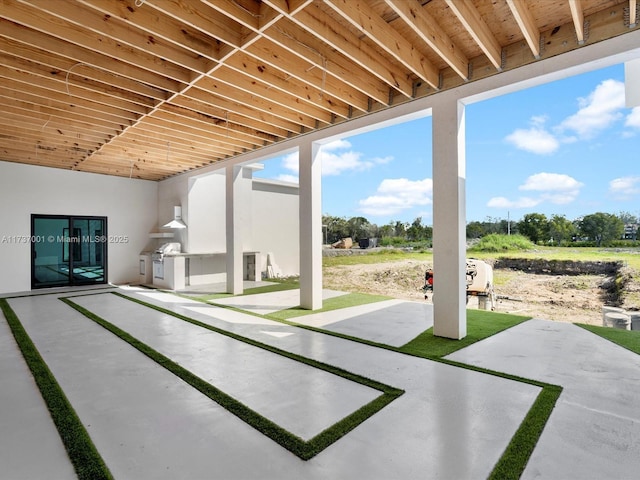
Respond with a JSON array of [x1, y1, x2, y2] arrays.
[[400, 313, 561, 480], [61, 294, 403, 461], [577, 323, 640, 355], [488, 383, 562, 480], [399, 309, 532, 357], [266, 292, 391, 320], [194, 288, 562, 479], [266, 306, 560, 480], [0, 299, 113, 480]]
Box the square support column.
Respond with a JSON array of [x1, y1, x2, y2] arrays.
[[226, 164, 243, 295], [432, 98, 467, 339], [625, 58, 640, 108], [299, 141, 323, 310]]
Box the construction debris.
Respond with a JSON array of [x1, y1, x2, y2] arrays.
[[332, 237, 353, 249]]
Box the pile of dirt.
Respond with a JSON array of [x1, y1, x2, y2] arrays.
[[323, 259, 639, 326]]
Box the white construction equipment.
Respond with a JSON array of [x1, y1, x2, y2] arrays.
[[422, 258, 496, 310]]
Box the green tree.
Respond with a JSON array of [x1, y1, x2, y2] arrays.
[[407, 217, 426, 241], [579, 212, 624, 246], [618, 211, 639, 224], [378, 223, 394, 238], [393, 220, 407, 238], [347, 216, 372, 241], [517, 213, 550, 244], [466, 221, 485, 239], [548, 214, 576, 246], [322, 215, 349, 244]]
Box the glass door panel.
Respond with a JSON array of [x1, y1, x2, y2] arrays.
[[70, 217, 106, 284], [32, 217, 71, 288], [32, 215, 107, 289]]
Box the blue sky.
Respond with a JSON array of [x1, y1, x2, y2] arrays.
[[253, 63, 640, 225]]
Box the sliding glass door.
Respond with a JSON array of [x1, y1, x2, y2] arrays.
[[31, 215, 107, 289]]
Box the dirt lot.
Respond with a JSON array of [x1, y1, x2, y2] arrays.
[[323, 259, 640, 326]]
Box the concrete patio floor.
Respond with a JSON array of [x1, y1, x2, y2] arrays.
[[1, 285, 639, 479]]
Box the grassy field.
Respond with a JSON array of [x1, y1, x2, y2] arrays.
[[324, 246, 640, 270]]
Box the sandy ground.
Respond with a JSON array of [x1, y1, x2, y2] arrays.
[[323, 259, 632, 326]]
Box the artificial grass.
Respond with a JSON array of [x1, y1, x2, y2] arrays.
[[265, 292, 391, 320], [397, 310, 561, 480], [577, 323, 640, 355], [400, 309, 531, 357], [62, 294, 403, 460], [69, 287, 561, 477], [488, 383, 562, 480], [156, 288, 561, 479], [0, 299, 113, 480]]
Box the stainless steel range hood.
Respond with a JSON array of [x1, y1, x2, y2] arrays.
[[163, 206, 187, 229]]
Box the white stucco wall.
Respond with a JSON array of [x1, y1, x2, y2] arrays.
[[0, 161, 158, 294], [157, 168, 300, 280], [251, 179, 300, 277]]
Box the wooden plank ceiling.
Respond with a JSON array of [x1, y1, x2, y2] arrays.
[[0, 0, 637, 181]]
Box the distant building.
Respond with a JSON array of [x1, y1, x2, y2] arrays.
[[623, 223, 639, 240]]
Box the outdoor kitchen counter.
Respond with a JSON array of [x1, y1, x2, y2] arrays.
[[153, 251, 261, 290], [167, 251, 260, 258]]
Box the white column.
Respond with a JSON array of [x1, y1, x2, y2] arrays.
[[625, 58, 640, 108], [432, 97, 467, 339], [299, 141, 323, 310], [226, 164, 243, 295]]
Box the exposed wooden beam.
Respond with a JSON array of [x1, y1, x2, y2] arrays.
[[630, 0, 638, 28], [269, 9, 396, 102], [385, 0, 469, 80], [0, 17, 177, 95], [569, 0, 585, 44], [323, 0, 439, 89], [445, 0, 502, 71], [506, 0, 541, 59], [146, 0, 242, 49], [7, 0, 193, 84], [279, 3, 413, 99]]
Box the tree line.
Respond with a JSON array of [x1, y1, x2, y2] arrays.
[[323, 211, 639, 247]]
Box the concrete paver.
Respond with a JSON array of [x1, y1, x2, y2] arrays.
[[18, 286, 640, 479], [0, 309, 76, 480], [211, 288, 347, 315], [5, 289, 540, 479], [116, 288, 541, 479], [447, 319, 640, 480], [293, 299, 432, 346], [71, 292, 382, 441]]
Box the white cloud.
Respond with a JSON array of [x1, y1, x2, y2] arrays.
[[281, 152, 300, 174], [275, 174, 299, 184], [320, 139, 352, 151], [505, 79, 632, 154], [519, 172, 584, 193], [625, 107, 640, 129], [358, 178, 432, 216], [609, 176, 640, 199], [504, 116, 559, 154], [279, 140, 393, 177], [558, 79, 625, 138], [488, 172, 583, 209], [487, 196, 541, 209]]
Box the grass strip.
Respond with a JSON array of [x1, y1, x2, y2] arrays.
[[266, 292, 391, 320], [399, 310, 531, 357], [577, 323, 640, 355], [116, 289, 562, 477], [61, 294, 403, 460], [488, 383, 562, 480], [0, 299, 113, 480], [268, 306, 559, 480]]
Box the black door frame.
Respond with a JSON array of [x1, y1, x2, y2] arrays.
[[31, 214, 108, 289]]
